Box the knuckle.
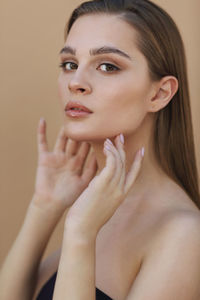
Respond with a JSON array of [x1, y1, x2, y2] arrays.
[[116, 156, 123, 170], [121, 151, 126, 162], [119, 156, 124, 167], [119, 146, 125, 157], [134, 159, 142, 169], [101, 168, 113, 182]]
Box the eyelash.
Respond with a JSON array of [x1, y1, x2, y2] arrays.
[[59, 61, 120, 73]]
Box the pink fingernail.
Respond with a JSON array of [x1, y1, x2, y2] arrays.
[[120, 133, 124, 144], [141, 147, 145, 157], [106, 138, 113, 145], [104, 143, 111, 151]]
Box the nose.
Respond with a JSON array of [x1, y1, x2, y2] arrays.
[[68, 74, 92, 95]]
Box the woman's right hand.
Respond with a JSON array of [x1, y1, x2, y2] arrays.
[[32, 118, 98, 216]]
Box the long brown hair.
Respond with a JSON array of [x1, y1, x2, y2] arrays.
[[64, 0, 200, 208]]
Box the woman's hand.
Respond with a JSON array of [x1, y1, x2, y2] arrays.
[[32, 118, 97, 215], [65, 134, 144, 240]]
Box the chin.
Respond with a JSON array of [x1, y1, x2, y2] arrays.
[[63, 125, 113, 143], [63, 126, 94, 142]]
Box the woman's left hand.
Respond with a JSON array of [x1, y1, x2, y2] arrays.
[[65, 134, 144, 240]]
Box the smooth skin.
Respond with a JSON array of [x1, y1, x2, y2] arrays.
[[1, 12, 200, 300], [64, 135, 143, 239], [57, 13, 200, 300], [53, 131, 144, 300], [56, 14, 200, 299]]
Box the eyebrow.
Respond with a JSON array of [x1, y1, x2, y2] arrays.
[[59, 45, 132, 61]]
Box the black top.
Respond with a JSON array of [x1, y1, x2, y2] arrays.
[[36, 271, 113, 300]]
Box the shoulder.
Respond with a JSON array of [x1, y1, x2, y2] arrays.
[[163, 208, 200, 236], [146, 208, 200, 259], [127, 209, 200, 299], [144, 179, 200, 251]]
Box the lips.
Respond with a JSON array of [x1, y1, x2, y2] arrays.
[[65, 101, 93, 113]]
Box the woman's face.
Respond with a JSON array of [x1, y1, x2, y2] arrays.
[[58, 14, 155, 141]]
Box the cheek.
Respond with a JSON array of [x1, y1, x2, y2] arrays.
[[96, 79, 149, 130], [101, 78, 148, 114]]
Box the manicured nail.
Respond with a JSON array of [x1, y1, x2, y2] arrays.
[[141, 147, 145, 157], [120, 133, 124, 144], [104, 143, 111, 151], [106, 138, 113, 145]]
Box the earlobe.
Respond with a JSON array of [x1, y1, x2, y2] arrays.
[[150, 76, 179, 112]]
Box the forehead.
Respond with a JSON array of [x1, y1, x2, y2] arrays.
[[65, 14, 139, 53]]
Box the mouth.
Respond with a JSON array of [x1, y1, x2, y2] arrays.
[[64, 101, 93, 118]]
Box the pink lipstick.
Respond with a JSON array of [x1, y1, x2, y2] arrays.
[[65, 101, 93, 118]]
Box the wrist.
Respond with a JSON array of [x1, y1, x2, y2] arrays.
[[63, 222, 98, 245], [30, 193, 67, 220]]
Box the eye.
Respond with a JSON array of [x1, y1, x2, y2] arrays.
[[97, 63, 120, 73], [59, 61, 120, 73], [59, 62, 77, 71]]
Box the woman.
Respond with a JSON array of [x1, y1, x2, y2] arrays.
[[1, 0, 200, 299]]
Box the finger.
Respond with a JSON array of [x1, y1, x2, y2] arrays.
[[37, 118, 48, 153], [71, 142, 91, 175], [99, 141, 117, 183], [105, 138, 123, 184], [114, 134, 126, 190], [76, 142, 91, 168], [65, 139, 80, 156], [81, 152, 98, 183], [53, 126, 68, 153], [124, 149, 144, 194], [76, 141, 90, 158]]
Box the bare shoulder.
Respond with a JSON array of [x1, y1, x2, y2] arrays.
[[33, 247, 61, 300], [163, 204, 200, 234], [146, 205, 200, 258], [127, 205, 200, 299], [145, 176, 200, 246]]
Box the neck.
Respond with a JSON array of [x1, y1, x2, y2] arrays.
[[90, 114, 168, 212]]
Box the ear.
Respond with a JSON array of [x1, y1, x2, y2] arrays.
[[148, 76, 179, 112]]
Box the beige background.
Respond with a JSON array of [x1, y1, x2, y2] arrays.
[[0, 0, 200, 265]]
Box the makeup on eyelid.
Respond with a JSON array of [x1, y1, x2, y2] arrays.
[[59, 61, 120, 73], [59, 52, 126, 67]]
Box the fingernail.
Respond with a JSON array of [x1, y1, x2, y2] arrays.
[[103, 145, 111, 155], [106, 138, 113, 145], [120, 133, 124, 144], [104, 143, 111, 152], [141, 147, 145, 157], [40, 117, 45, 123], [105, 144, 111, 150]]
